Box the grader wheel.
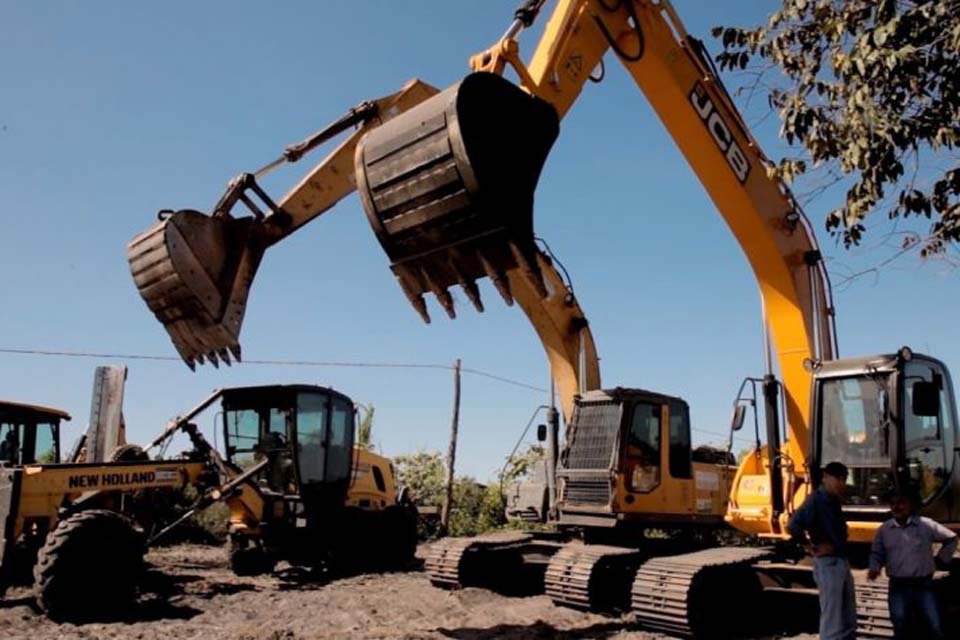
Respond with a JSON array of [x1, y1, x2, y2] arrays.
[[34, 509, 145, 620]]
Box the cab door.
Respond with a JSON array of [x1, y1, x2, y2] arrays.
[[622, 401, 665, 511]]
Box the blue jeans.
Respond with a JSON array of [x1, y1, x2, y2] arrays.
[[812, 556, 857, 640], [888, 577, 943, 640]]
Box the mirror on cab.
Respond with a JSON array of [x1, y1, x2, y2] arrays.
[[536, 423, 547, 442], [912, 380, 941, 417], [730, 404, 747, 432]]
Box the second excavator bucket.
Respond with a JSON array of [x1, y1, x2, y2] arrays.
[[126, 210, 264, 369], [355, 72, 559, 322]]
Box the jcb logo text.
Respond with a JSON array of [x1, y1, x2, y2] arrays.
[[689, 83, 750, 184]]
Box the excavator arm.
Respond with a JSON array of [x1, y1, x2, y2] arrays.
[[127, 80, 439, 369], [494, 0, 837, 467]]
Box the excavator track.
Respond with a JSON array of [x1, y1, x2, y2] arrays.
[[544, 543, 640, 611], [424, 531, 534, 589], [632, 547, 773, 638]]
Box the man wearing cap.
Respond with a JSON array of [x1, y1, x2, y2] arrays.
[[867, 487, 957, 640], [787, 461, 856, 640]]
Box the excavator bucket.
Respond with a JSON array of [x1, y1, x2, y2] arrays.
[[355, 72, 559, 322], [126, 210, 263, 368]]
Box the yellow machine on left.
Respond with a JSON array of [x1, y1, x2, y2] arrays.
[[0, 383, 415, 620]]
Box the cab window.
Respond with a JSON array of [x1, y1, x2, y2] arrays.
[[903, 361, 952, 502], [326, 398, 354, 483], [35, 422, 58, 463], [297, 392, 329, 484], [0, 423, 21, 465], [626, 402, 661, 492], [668, 401, 692, 479], [224, 408, 260, 468]]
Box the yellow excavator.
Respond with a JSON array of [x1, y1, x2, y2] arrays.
[[127, 0, 960, 636]]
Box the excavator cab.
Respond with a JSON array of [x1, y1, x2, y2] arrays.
[[556, 388, 731, 528], [811, 348, 960, 526], [0, 402, 68, 466]]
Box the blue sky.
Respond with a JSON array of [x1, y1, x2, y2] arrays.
[[2, 1, 957, 480]]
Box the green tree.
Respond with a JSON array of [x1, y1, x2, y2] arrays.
[[392, 450, 508, 537], [714, 0, 960, 257], [358, 404, 375, 450], [392, 450, 446, 507], [501, 443, 546, 486]]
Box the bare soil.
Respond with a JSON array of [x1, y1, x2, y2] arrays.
[[0, 543, 815, 640]]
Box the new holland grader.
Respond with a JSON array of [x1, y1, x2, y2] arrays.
[[0, 379, 415, 620]]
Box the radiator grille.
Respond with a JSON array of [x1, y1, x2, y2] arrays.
[[559, 401, 621, 506], [564, 401, 621, 470]]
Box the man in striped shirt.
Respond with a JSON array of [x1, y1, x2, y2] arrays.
[[867, 487, 957, 640]]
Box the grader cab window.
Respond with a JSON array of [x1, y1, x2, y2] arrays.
[[0, 420, 60, 465], [225, 409, 261, 468], [0, 423, 21, 465], [34, 422, 58, 464], [296, 392, 329, 485], [327, 398, 354, 483]]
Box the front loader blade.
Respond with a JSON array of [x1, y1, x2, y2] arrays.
[[126, 210, 262, 368], [355, 72, 559, 322]]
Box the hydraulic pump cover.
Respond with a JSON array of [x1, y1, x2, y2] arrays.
[[355, 72, 559, 321]]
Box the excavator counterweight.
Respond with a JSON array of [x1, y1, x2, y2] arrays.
[[355, 72, 559, 321]]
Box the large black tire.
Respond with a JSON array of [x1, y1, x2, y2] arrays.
[[34, 509, 144, 620], [228, 537, 276, 576]]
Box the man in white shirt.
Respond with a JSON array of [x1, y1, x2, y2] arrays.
[[867, 487, 957, 640]]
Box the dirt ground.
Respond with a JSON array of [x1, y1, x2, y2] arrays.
[[0, 543, 816, 640]]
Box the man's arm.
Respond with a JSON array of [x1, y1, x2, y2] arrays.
[[928, 520, 958, 567], [867, 526, 886, 580], [786, 496, 813, 541]]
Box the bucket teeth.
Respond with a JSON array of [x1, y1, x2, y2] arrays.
[[479, 253, 514, 306], [509, 241, 548, 298], [228, 344, 242, 362], [461, 280, 484, 313], [422, 269, 456, 320], [218, 348, 232, 366], [207, 351, 220, 368], [395, 267, 431, 324], [448, 255, 484, 313]]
